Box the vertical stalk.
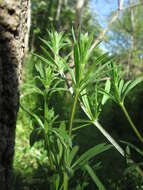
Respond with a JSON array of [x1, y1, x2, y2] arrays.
[[69, 89, 79, 136], [44, 92, 48, 127], [80, 101, 125, 157], [43, 93, 54, 172], [120, 103, 143, 143], [93, 120, 125, 157]]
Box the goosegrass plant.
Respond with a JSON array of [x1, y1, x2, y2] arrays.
[[17, 26, 143, 189], [21, 31, 113, 189], [101, 63, 143, 143], [120, 141, 143, 188], [68, 29, 110, 137], [21, 77, 111, 190], [122, 141, 143, 174], [38, 29, 143, 180], [33, 29, 133, 189], [20, 29, 143, 189], [37, 29, 125, 157]]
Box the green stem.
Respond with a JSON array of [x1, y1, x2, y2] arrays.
[[44, 93, 54, 170], [63, 173, 68, 190], [69, 90, 79, 136], [93, 120, 125, 156], [44, 92, 48, 127], [94, 120, 143, 178], [120, 103, 143, 144]]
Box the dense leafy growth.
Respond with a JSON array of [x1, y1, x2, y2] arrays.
[[13, 1, 143, 190]]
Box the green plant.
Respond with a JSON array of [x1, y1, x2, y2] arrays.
[[21, 32, 113, 189], [102, 62, 143, 143], [37, 29, 125, 158], [121, 141, 143, 188], [68, 29, 110, 137], [19, 28, 143, 189]]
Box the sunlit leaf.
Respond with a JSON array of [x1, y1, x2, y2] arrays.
[[101, 79, 111, 105]]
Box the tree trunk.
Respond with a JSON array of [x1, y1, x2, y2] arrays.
[[0, 0, 30, 189], [127, 0, 135, 78], [74, 0, 85, 35], [55, 0, 62, 29]]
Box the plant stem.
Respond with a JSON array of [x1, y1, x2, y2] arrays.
[[94, 120, 143, 178], [93, 120, 125, 156], [44, 93, 48, 127], [44, 93, 54, 170], [120, 103, 143, 143], [63, 173, 68, 190], [80, 102, 125, 156], [81, 101, 143, 178], [69, 89, 79, 136]]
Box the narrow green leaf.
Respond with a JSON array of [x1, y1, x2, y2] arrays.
[[68, 146, 79, 166], [51, 129, 67, 148], [118, 79, 124, 96], [122, 80, 132, 94], [40, 37, 55, 54], [122, 77, 143, 100], [121, 140, 143, 156], [72, 123, 91, 131], [33, 53, 56, 69], [99, 89, 115, 102], [40, 46, 58, 66], [74, 43, 80, 83], [84, 164, 106, 190], [56, 138, 63, 165], [111, 62, 118, 84], [83, 53, 110, 83], [81, 89, 93, 119], [20, 104, 44, 129], [55, 175, 60, 190], [35, 62, 44, 78], [72, 27, 76, 43], [101, 79, 111, 105], [72, 143, 112, 169], [20, 87, 43, 98]]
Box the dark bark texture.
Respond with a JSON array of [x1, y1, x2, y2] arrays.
[[0, 0, 30, 189]]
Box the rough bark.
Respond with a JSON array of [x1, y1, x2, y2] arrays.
[[0, 0, 30, 189]]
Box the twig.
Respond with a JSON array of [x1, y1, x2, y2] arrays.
[[90, 0, 124, 52], [121, 1, 143, 11]]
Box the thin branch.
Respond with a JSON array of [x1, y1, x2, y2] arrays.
[[90, 1, 143, 52], [75, 0, 85, 35], [118, 0, 124, 10], [55, 0, 62, 26], [90, 0, 124, 52], [121, 1, 143, 10]]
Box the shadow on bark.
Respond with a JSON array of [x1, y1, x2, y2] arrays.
[[0, 3, 20, 190]]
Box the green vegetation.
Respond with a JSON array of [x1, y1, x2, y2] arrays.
[[13, 0, 143, 190]]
